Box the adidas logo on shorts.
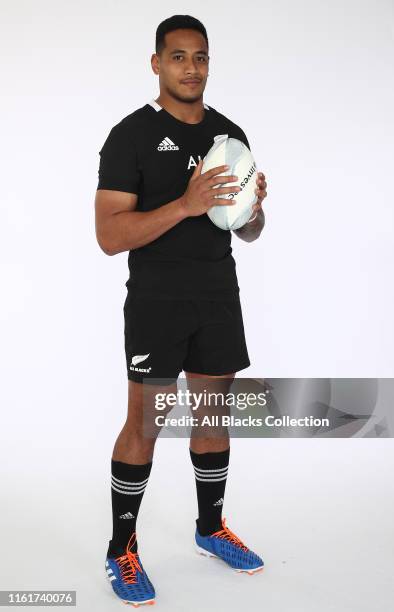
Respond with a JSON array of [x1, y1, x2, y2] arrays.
[[213, 497, 224, 506], [157, 137, 179, 151]]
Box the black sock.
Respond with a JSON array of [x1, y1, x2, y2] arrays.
[[107, 459, 152, 557], [190, 447, 230, 536]]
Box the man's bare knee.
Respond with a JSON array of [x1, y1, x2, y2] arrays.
[[118, 379, 179, 447]]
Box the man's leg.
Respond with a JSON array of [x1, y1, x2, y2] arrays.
[[113, 380, 157, 464], [186, 371, 234, 535], [106, 291, 188, 604], [109, 379, 176, 555], [186, 370, 264, 573]]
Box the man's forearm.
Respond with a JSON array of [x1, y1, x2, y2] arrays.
[[233, 208, 265, 242], [101, 198, 188, 255]]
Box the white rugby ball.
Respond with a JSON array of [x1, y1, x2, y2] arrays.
[[202, 134, 258, 230]]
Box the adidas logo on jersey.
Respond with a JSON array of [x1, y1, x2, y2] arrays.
[[157, 137, 179, 151], [119, 512, 135, 519], [213, 498, 224, 506]]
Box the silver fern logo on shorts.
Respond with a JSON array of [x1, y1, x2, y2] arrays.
[[131, 354, 150, 366], [130, 353, 152, 373]]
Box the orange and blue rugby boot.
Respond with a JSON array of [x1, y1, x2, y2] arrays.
[[105, 533, 155, 607], [195, 517, 264, 574]]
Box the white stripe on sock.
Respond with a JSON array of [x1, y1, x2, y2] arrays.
[[112, 482, 146, 494], [194, 475, 228, 483], [193, 466, 228, 474], [194, 474, 228, 481], [111, 483, 148, 495], [111, 475, 150, 486]]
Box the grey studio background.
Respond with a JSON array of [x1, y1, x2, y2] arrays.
[[1, 1, 394, 611]]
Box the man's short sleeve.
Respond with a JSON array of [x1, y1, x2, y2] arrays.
[[233, 126, 250, 150], [97, 122, 141, 193]]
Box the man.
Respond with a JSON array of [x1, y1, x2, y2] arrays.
[[96, 14, 267, 607]]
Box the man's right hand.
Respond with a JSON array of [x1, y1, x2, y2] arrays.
[[179, 160, 241, 218]]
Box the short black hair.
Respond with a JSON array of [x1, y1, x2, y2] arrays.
[[155, 15, 209, 55]]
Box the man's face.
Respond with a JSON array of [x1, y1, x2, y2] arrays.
[[153, 29, 209, 103]]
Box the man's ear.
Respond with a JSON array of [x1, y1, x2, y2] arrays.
[[151, 53, 160, 75]]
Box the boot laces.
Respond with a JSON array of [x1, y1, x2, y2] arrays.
[[115, 533, 142, 585], [211, 518, 249, 552]]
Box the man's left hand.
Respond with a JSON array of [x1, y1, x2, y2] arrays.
[[249, 171, 267, 220]]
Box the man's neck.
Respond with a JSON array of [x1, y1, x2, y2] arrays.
[[155, 95, 205, 125]]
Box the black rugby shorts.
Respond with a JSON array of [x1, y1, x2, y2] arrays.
[[124, 294, 250, 385]]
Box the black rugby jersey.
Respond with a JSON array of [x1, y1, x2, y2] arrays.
[[97, 99, 250, 300]]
